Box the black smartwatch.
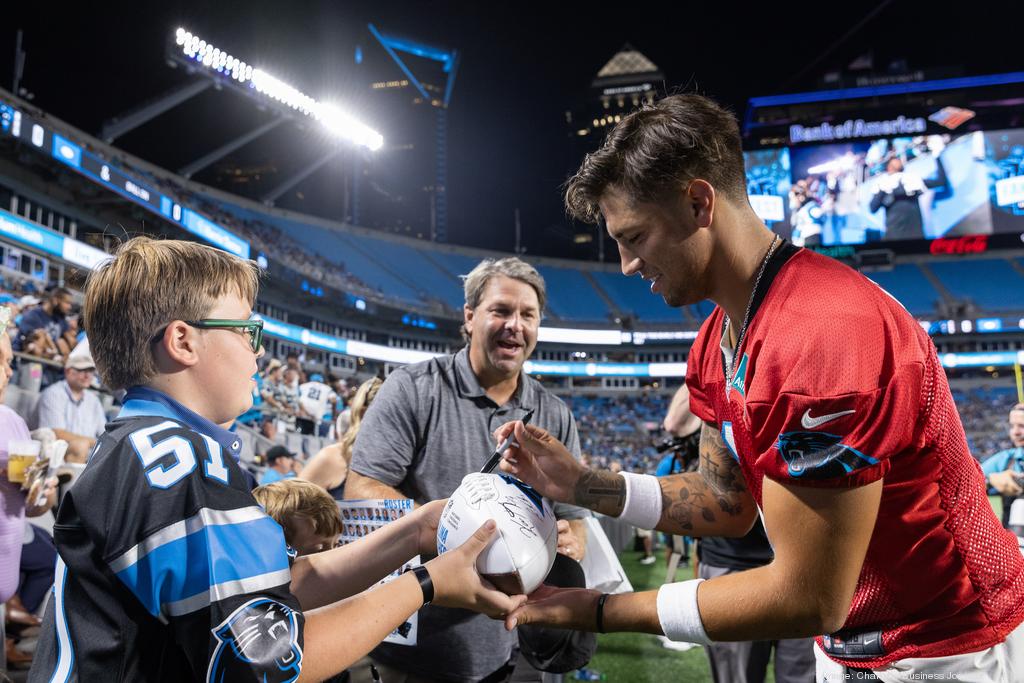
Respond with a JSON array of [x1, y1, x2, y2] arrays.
[[408, 565, 434, 606]]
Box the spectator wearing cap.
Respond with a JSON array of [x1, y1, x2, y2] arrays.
[[17, 295, 40, 315], [32, 340, 106, 463], [260, 445, 298, 485]]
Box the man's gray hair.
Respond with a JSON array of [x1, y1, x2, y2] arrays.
[[460, 258, 546, 341]]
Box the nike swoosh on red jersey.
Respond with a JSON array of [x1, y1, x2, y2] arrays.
[[801, 409, 856, 429]]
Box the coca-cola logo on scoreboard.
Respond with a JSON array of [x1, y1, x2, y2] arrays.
[[929, 235, 989, 255]]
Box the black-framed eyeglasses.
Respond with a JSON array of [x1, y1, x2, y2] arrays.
[[151, 318, 264, 353]]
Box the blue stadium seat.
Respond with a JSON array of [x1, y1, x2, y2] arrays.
[[590, 272, 684, 324], [341, 237, 461, 309], [535, 266, 611, 321], [865, 264, 940, 316], [427, 251, 484, 282], [214, 203, 426, 305], [928, 259, 1024, 312]]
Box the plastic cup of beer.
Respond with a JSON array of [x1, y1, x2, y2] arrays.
[[6, 439, 41, 484]]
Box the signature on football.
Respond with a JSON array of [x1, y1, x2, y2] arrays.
[[499, 498, 538, 538]]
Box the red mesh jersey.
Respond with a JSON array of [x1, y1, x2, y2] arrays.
[[687, 248, 1024, 668]]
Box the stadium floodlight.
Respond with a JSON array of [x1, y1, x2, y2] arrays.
[[173, 27, 383, 151]]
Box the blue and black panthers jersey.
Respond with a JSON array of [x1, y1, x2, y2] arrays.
[[29, 388, 304, 682]]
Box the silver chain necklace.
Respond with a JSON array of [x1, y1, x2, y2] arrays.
[[723, 234, 780, 387]]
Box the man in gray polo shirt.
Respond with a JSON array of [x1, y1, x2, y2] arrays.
[[347, 257, 588, 683]]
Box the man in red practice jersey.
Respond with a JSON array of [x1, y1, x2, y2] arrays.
[[494, 94, 1024, 682]]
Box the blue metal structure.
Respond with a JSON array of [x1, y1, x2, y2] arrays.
[[367, 24, 460, 242]]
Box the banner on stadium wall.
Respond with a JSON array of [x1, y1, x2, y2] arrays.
[[0, 101, 250, 259], [0, 208, 109, 269]]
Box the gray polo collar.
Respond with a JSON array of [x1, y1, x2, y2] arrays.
[[453, 347, 535, 408]]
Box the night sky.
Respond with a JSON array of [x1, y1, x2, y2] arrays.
[[2, 1, 1021, 260]]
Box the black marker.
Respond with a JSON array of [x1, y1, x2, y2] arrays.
[[480, 409, 534, 474]]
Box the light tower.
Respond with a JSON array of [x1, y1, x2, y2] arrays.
[[366, 24, 459, 242]]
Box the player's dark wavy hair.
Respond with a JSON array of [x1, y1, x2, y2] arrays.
[[564, 94, 748, 223]]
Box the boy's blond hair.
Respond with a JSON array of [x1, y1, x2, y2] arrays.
[[83, 237, 259, 390], [253, 479, 343, 542]]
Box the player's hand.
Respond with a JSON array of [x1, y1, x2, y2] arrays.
[[427, 520, 527, 618], [556, 520, 584, 562], [990, 470, 1024, 496], [412, 499, 447, 557], [503, 584, 602, 632], [493, 421, 585, 505]]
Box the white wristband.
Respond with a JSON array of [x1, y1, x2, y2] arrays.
[[657, 578, 712, 645], [619, 472, 662, 530]]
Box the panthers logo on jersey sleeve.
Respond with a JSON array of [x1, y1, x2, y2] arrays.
[[207, 598, 303, 683], [776, 431, 878, 480]]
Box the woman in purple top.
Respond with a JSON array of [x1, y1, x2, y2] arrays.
[[1, 307, 58, 665]]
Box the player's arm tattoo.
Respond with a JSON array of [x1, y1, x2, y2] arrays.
[[698, 426, 748, 514], [573, 469, 626, 517], [658, 424, 750, 534]]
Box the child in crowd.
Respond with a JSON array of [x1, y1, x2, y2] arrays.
[[254, 479, 342, 556]]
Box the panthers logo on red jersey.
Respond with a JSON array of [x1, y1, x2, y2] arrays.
[[775, 431, 878, 479]]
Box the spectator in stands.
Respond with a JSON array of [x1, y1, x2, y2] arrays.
[[285, 351, 307, 384], [278, 366, 312, 431], [295, 371, 333, 436], [32, 342, 106, 463], [22, 328, 60, 361], [260, 444, 299, 485], [253, 479, 343, 556], [302, 377, 382, 500], [333, 378, 356, 437], [284, 366, 311, 436], [17, 295, 39, 318], [346, 257, 589, 683], [13, 287, 72, 360], [0, 306, 57, 670], [260, 358, 292, 420], [982, 403, 1024, 528], [259, 414, 279, 442]]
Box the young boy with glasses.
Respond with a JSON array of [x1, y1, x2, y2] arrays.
[[28, 237, 521, 682]]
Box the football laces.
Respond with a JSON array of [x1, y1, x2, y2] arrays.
[[460, 473, 500, 509]]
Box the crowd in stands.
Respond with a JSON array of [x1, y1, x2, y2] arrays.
[[567, 393, 670, 473], [954, 386, 1021, 457], [566, 387, 1024, 475], [191, 194, 382, 300]]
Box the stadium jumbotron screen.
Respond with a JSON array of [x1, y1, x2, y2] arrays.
[[745, 129, 1024, 248]]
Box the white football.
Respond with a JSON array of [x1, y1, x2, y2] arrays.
[[437, 473, 557, 595]]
